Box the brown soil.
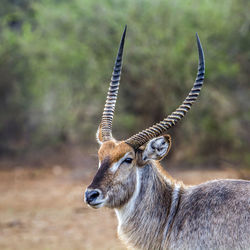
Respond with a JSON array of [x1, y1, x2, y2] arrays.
[[0, 160, 247, 250]]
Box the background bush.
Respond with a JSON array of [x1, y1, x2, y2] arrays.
[[0, 0, 249, 167]]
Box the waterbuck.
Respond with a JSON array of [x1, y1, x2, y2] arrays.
[[84, 27, 250, 250]]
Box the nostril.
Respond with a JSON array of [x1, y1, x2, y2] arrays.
[[86, 190, 101, 203], [90, 190, 99, 200]]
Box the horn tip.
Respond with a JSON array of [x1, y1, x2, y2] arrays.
[[120, 25, 127, 48], [122, 25, 127, 39], [195, 33, 201, 49], [195, 33, 204, 64], [123, 25, 127, 36]]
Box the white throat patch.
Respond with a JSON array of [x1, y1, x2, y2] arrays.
[[115, 167, 142, 231]]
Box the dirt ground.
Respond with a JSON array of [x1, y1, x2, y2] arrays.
[[0, 157, 248, 250]]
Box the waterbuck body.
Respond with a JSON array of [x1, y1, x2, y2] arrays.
[[115, 160, 250, 249], [84, 27, 250, 249]]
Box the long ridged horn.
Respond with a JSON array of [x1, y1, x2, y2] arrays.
[[101, 26, 127, 141], [126, 33, 205, 149]]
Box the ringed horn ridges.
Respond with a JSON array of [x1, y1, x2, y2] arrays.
[[100, 26, 205, 149], [100, 26, 127, 142]]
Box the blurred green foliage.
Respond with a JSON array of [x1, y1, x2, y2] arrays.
[[0, 0, 249, 167]]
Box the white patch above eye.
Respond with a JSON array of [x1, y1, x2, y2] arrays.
[[110, 152, 133, 173], [98, 161, 101, 169]]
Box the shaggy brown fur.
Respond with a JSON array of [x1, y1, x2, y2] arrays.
[[85, 136, 250, 250]]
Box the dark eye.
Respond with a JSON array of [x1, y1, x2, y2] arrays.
[[123, 158, 133, 164]]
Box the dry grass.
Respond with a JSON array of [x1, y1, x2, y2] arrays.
[[0, 162, 245, 250]]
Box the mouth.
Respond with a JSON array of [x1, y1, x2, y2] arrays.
[[88, 200, 105, 209]]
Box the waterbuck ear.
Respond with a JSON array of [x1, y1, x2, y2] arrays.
[[137, 135, 171, 165], [96, 125, 103, 145]]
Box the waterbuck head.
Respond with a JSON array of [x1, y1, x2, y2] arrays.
[[85, 26, 205, 209]]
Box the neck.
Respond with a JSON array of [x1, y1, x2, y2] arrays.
[[115, 162, 182, 250]]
